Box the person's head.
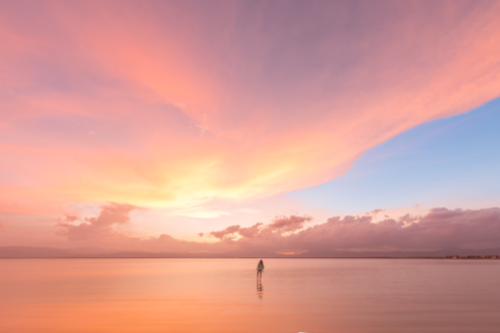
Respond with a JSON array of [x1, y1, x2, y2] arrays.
[[259, 260, 263, 263]]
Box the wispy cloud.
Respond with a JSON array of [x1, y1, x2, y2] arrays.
[[1, 1, 500, 215], [2, 1, 500, 245]]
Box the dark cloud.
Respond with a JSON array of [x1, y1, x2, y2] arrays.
[[56, 203, 137, 241]]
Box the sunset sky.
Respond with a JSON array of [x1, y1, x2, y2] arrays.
[[1, 0, 500, 256]]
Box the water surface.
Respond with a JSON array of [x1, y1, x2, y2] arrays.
[[1, 258, 499, 333]]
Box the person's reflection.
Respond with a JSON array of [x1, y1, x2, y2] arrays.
[[256, 280, 263, 299]]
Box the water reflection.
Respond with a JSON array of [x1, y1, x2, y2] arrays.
[[3, 259, 500, 333], [256, 279, 263, 298]]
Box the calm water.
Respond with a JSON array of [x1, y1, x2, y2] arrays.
[[1, 258, 500, 333]]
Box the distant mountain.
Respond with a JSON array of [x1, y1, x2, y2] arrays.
[[0, 246, 79, 258], [1, 246, 500, 258]]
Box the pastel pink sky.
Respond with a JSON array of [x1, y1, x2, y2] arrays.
[[1, 0, 500, 254]]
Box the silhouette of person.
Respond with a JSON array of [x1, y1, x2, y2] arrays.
[[256, 259, 264, 279]]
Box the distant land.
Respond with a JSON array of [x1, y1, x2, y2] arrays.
[[1, 246, 500, 259]]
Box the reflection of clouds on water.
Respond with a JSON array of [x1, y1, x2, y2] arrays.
[[257, 280, 263, 299]]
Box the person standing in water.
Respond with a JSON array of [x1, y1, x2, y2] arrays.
[[256, 260, 264, 279]]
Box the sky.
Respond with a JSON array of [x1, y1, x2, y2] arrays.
[[1, 0, 500, 256]]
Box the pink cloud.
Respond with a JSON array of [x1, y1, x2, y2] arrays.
[[0, 1, 500, 218], [369, 209, 385, 215], [4, 207, 489, 257], [64, 215, 78, 222], [1, 2, 500, 251], [207, 215, 310, 240], [156, 208, 500, 255], [209, 225, 241, 240], [398, 213, 420, 225], [265, 215, 312, 233], [271, 208, 500, 254], [238, 223, 263, 238], [56, 203, 138, 241]]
